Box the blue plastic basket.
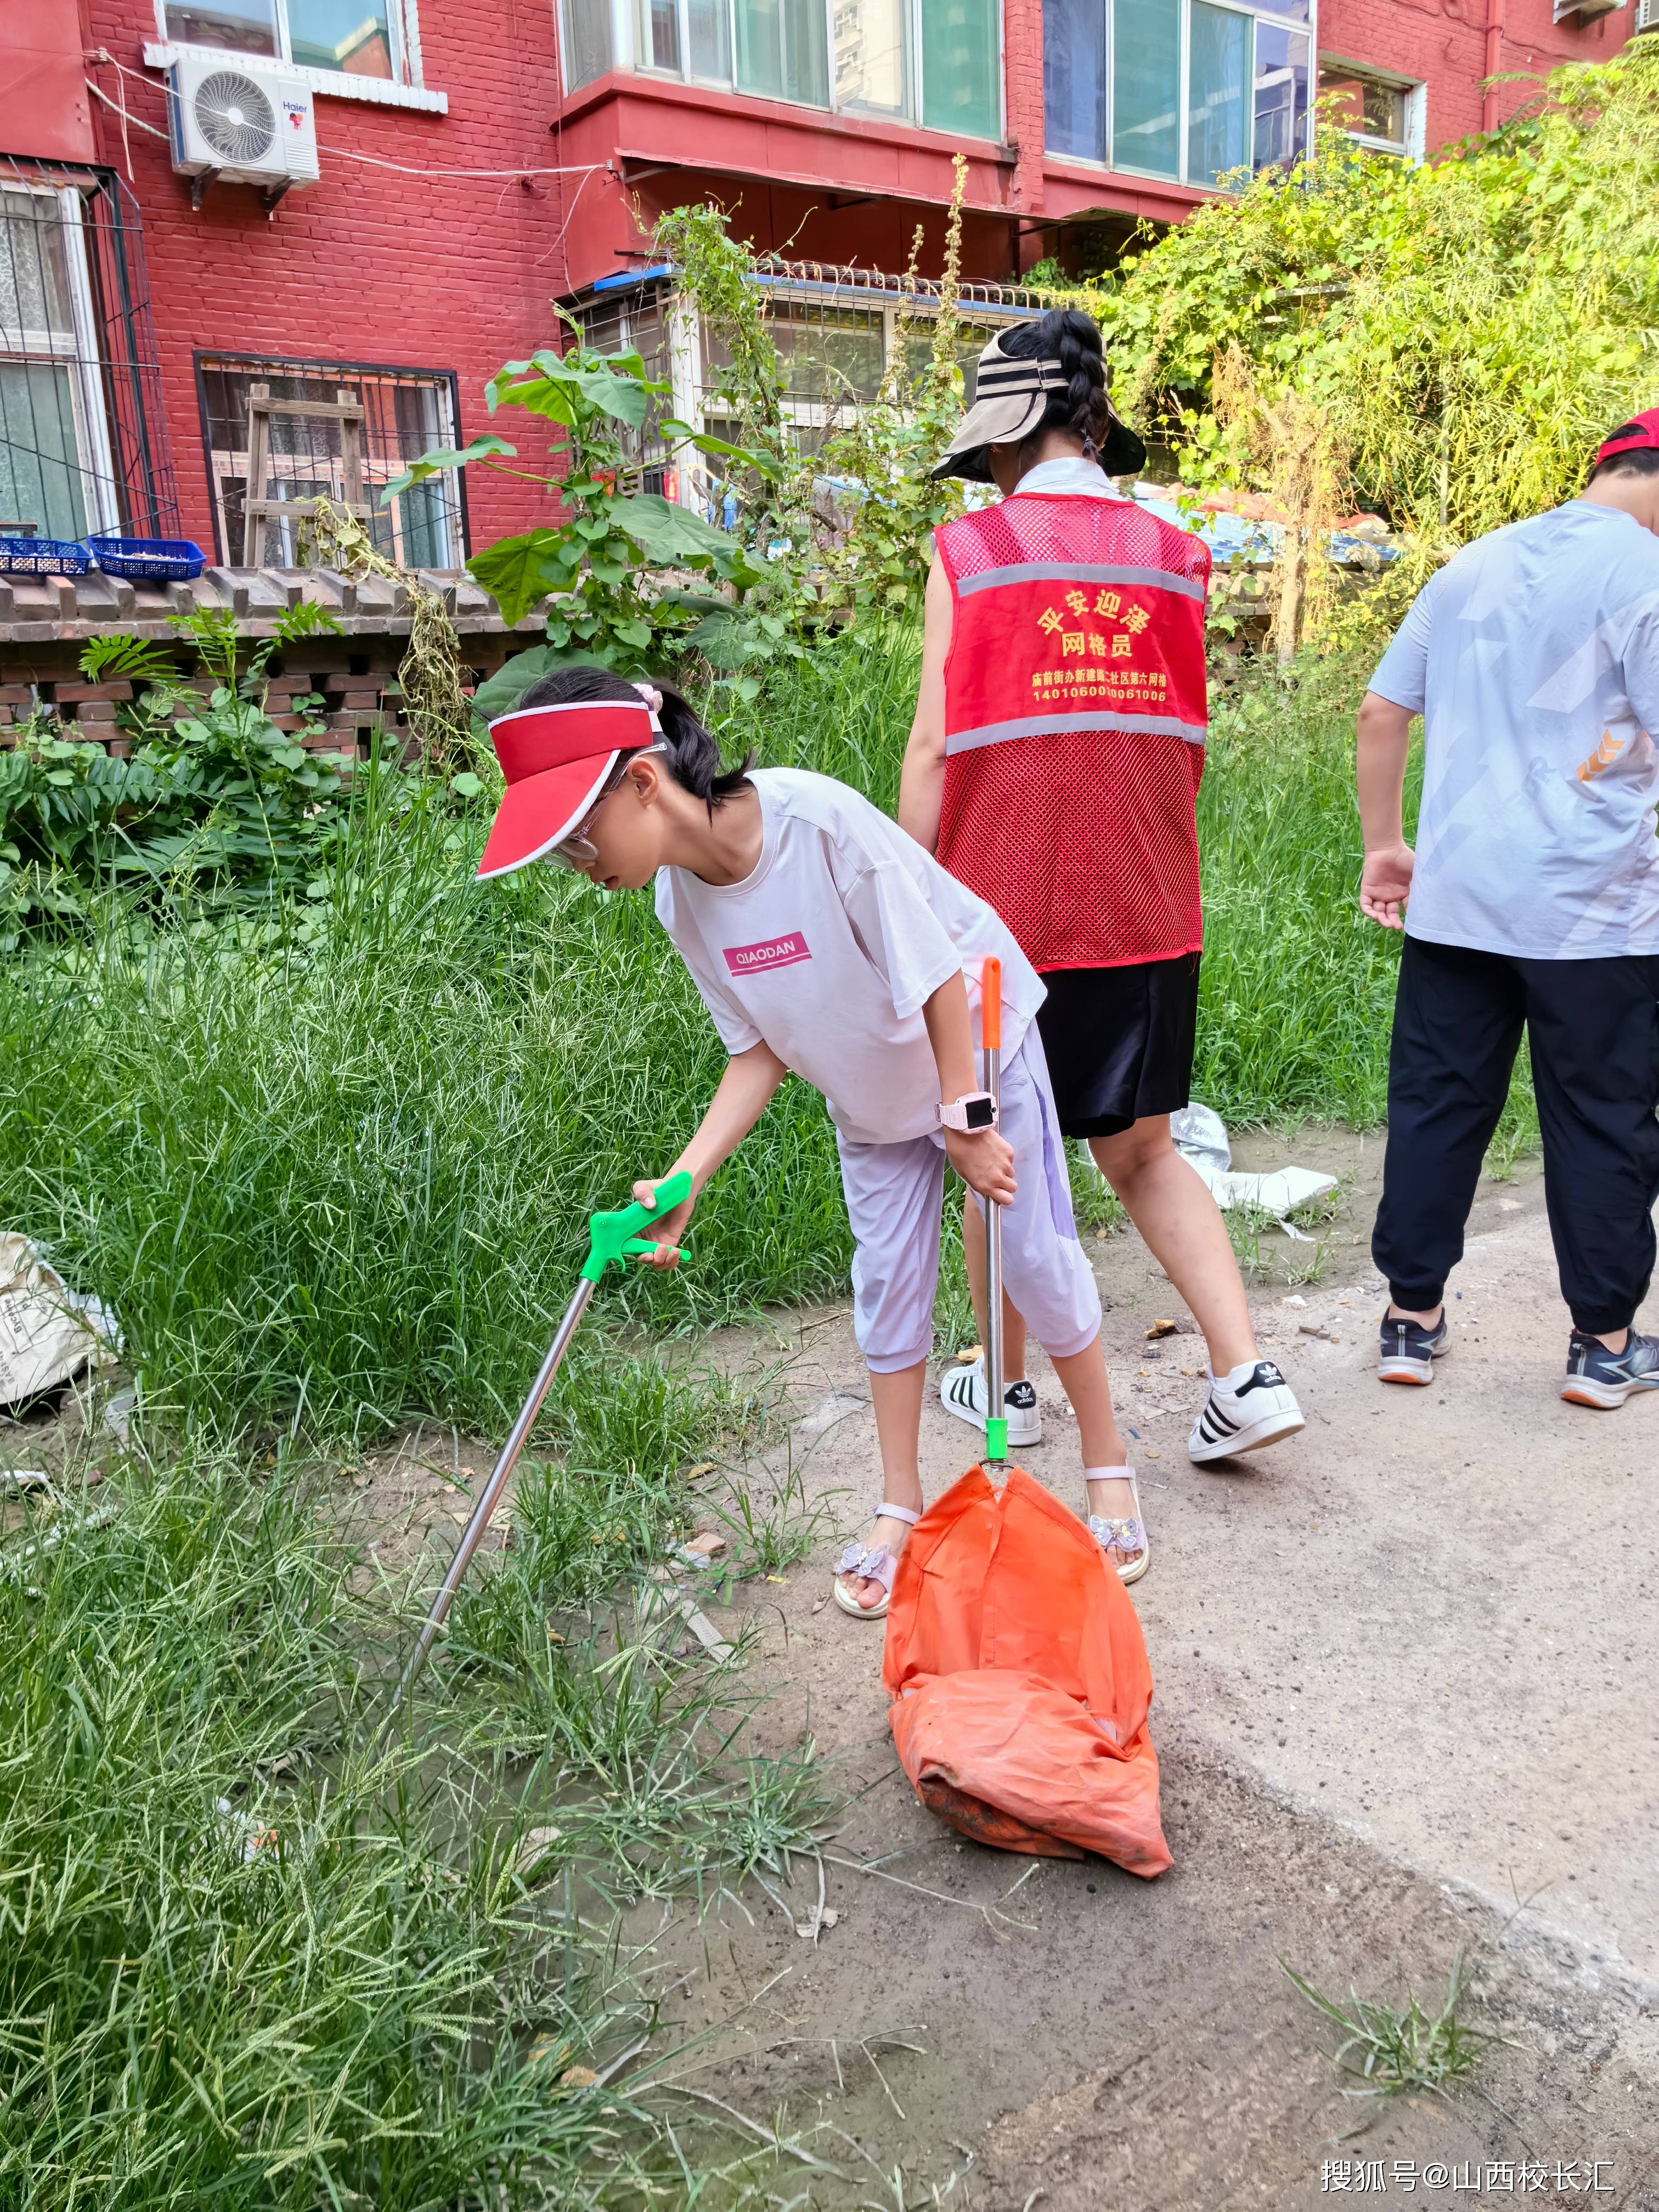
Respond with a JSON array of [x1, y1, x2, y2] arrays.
[[0, 536, 93, 576], [89, 535, 206, 584]]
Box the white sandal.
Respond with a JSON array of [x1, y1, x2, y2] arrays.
[[832, 1502, 919, 1621], [1087, 1468, 1149, 1587]]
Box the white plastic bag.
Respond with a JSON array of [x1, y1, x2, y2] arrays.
[[0, 1235, 120, 1407]]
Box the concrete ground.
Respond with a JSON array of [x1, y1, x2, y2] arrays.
[[643, 1138, 1659, 2206]]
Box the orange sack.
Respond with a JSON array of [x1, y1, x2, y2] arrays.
[[882, 1464, 1171, 1876]]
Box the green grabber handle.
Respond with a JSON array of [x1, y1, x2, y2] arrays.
[[389, 1169, 695, 1720], [581, 1169, 694, 1280]]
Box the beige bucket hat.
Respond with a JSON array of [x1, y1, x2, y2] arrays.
[[930, 327, 1147, 483]]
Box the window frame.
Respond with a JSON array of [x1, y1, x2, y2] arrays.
[[147, 0, 429, 97], [0, 183, 123, 538], [190, 348, 469, 569], [1043, 0, 1313, 185], [567, 0, 1007, 141], [1316, 57, 1423, 159]]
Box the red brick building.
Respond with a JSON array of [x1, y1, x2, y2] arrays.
[[0, 0, 1637, 567]]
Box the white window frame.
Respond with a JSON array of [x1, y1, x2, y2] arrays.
[[144, 0, 448, 112], [1318, 55, 1422, 158], [1045, 0, 1312, 187], [569, 0, 1007, 141], [0, 184, 120, 537]]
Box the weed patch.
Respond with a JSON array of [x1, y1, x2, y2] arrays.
[[0, 1432, 828, 2206], [1284, 1953, 1504, 2102], [0, 646, 1534, 1441]]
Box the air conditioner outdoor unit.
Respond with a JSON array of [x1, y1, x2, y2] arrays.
[[1637, 0, 1659, 32], [167, 51, 319, 200]]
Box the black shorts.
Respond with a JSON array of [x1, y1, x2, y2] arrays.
[[1033, 954, 1202, 1141]]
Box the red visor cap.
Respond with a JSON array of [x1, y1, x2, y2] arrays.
[[476, 699, 657, 880], [1596, 407, 1659, 466]]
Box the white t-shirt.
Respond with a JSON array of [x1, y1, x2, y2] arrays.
[[1369, 500, 1659, 959], [654, 767, 1045, 1144]]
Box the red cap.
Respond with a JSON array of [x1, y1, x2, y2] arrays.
[[1595, 408, 1659, 466], [476, 698, 657, 879]]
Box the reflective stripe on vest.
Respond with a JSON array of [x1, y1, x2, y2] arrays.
[[946, 707, 1208, 756], [952, 560, 1208, 604]]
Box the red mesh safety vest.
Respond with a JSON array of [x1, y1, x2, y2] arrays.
[[934, 493, 1210, 972]]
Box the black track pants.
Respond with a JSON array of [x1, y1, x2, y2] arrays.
[[1372, 936, 1659, 1336]]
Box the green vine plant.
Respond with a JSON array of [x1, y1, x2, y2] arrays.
[[1021, 44, 1659, 645], [814, 154, 973, 622], [387, 311, 797, 715], [650, 201, 822, 692], [297, 499, 475, 774]]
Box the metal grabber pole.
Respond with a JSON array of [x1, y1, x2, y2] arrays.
[[387, 1170, 693, 1719], [981, 956, 1007, 1471]]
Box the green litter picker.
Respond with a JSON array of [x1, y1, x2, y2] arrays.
[[390, 1170, 691, 1715]]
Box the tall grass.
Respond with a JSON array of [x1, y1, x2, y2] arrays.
[[0, 1434, 827, 2205], [0, 636, 1528, 1438]]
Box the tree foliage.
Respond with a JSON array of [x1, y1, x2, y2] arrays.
[[1054, 42, 1659, 559]]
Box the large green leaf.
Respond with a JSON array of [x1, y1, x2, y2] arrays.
[[470, 646, 613, 726], [467, 530, 564, 626], [379, 434, 516, 504], [610, 495, 763, 588], [487, 350, 664, 431]]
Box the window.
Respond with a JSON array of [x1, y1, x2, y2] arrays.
[[1044, 0, 1310, 183], [160, 0, 404, 82], [1114, 0, 1181, 177], [196, 354, 464, 567], [835, 0, 907, 114], [563, 0, 1003, 138], [0, 187, 121, 541], [1189, 1, 1249, 182], [920, 0, 1000, 138], [736, 0, 830, 106], [1043, 0, 1109, 163], [1318, 63, 1421, 157], [1253, 22, 1308, 169]]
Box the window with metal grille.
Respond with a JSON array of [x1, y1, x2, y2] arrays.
[[194, 352, 465, 566], [0, 163, 179, 541]]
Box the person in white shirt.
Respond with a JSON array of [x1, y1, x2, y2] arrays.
[[474, 663, 1152, 1613], [1358, 409, 1659, 1408]]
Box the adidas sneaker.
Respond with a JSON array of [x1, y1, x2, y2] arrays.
[[1188, 1359, 1304, 1464], [940, 1357, 1042, 1447]]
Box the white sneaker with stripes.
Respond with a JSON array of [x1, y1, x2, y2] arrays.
[[1188, 1359, 1304, 1463], [940, 1357, 1042, 1447]]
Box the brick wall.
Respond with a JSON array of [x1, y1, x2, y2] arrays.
[[81, 0, 574, 558], [1319, 0, 1634, 150]]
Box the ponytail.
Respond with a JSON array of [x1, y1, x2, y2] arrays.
[[514, 663, 752, 814], [654, 680, 753, 810], [1000, 307, 1111, 463]]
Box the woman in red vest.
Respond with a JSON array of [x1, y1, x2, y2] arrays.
[[899, 311, 1305, 1468]]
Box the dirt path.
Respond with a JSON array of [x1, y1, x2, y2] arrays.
[[638, 1135, 1659, 2207], [8, 1131, 1655, 2204]]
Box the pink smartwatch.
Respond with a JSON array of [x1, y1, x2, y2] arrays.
[[938, 1091, 997, 1132]]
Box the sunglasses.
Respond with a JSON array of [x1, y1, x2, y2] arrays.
[[548, 744, 665, 871]]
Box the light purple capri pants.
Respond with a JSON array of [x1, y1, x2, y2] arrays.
[[835, 1024, 1103, 1375]]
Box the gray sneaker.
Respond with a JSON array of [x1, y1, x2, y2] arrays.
[[1379, 1309, 1450, 1385], [1561, 1330, 1659, 1410]]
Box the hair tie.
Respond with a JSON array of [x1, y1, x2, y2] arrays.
[[632, 680, 664, 731]]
